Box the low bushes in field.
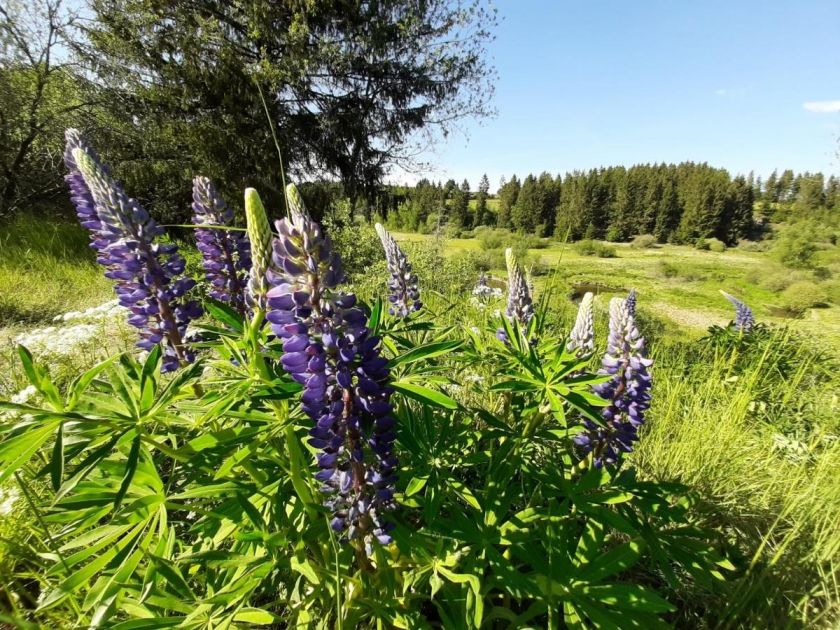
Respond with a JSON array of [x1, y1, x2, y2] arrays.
[[780, 280, 830, 314], [575, 239, 617, 257], [630, 233, 657, 248]]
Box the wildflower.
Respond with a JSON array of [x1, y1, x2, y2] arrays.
[[64, 129, 201, 372], [266, 185, 396, 552], [567, 292, 595, 356], [504, 248, 534, 327], [575, 297, 652, 467], [244, 188, 274, 309], [497, 248, 534, 342], [192, 176, 251, 314], [721, 290, 755, 333], [374, 223, 421, 317]]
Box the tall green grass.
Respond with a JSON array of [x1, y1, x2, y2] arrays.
[[0, 214, 112, 325], [635, 331, 840, 627]]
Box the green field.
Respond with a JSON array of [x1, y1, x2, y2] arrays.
[[393, 231, 840, 347]]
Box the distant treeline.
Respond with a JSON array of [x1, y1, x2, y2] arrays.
[[384, 165, 840, 244]]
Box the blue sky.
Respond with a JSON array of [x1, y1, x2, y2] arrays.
[[396, 0, 840, 191]]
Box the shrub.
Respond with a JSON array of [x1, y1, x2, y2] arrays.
[[773, 224, 819, 268], [695, 237, 710, 251], [707, 238, 727, 253], [751, 269, 809, 293], [575, 239, 617, 258], [780, 281, 829, 314], [630, 233, 657, 249], [738, 239, 770, 252]]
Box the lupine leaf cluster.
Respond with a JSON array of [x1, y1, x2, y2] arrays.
[[0, 132, 734, 629]]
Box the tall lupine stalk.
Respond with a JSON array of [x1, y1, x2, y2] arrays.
[[567, 292, 595, 357], [64, 130, 201, 372], [374, 223, 421, 317], [497, 247, 534, 343], [721, 290, 755, 333], [575, 297, 652, 467], [266, 184, 396, 554], [192, 177, 251, 315]]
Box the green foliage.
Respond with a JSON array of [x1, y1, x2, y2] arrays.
[[780, 281, 829, 314], [0, 266, 735, 628], [773, 222, 821, 269], [0, 215, 112, 324], [575, 240, 617, 258], [321, 200, 382, 279], [83, 0, 496, 222], [630, 234, 657, 249]]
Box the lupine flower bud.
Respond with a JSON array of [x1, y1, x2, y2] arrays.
[[721, 290, 754, 333], [244, 188, 273, 309], [64, 130, 201, 372], [625, 288, 637, 317], [192, 177, 251, 314], [568, 292, 595, 356], [375, 223, 421, 317], [266, 184, 396, 553], [64, 130, 102, 241], [574, 297, 652, 467]]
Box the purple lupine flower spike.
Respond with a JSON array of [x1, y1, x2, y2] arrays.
[[568, 292, 595, 356], [266, 184, 396, 553], [497, 247, 534, 342], [575, 297, 653, 467], [64, 129, 201, 372], [720, 290, 755, 333], [192, 176, 251, 315], [625, 288, 637, 318], [375, 223, 421, 317]]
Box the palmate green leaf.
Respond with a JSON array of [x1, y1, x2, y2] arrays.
[[232, 608, 278, 625], [576, 541, 645, 583], [66, 354, 118, 411], [139, 345, 162, 411], [204, 298, 245, 332], [0, 418, 61, 485], [389, 340, 463, 367], [572, 582, 675, 614], [391, 380, 458, 409], [17, 344, 62, 408], [49, 421, 64, 491], [114, 432, 142, 510]]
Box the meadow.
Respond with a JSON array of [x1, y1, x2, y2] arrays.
[[1, 206, 838, 628]]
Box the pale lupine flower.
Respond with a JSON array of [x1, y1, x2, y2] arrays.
[[497, 248, 534, 343], [375, 223, 421, 317], [567, 292, 595, 356], [575, 297, 653, 467], [720, 290, 755, 333]]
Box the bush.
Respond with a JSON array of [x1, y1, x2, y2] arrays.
[[694, 237, 710, 251], [321, 200, 383, 279], [780, 281, 829, 314], [707, 238, 727, 253], [630, 234, 657, 249], [773, 224, 819, 269], [750, 269, 809, 293], [738, 239, 770, 252], [575, 239, 617, 258]]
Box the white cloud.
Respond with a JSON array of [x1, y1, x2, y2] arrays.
[[803, 100, 840, 113]]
